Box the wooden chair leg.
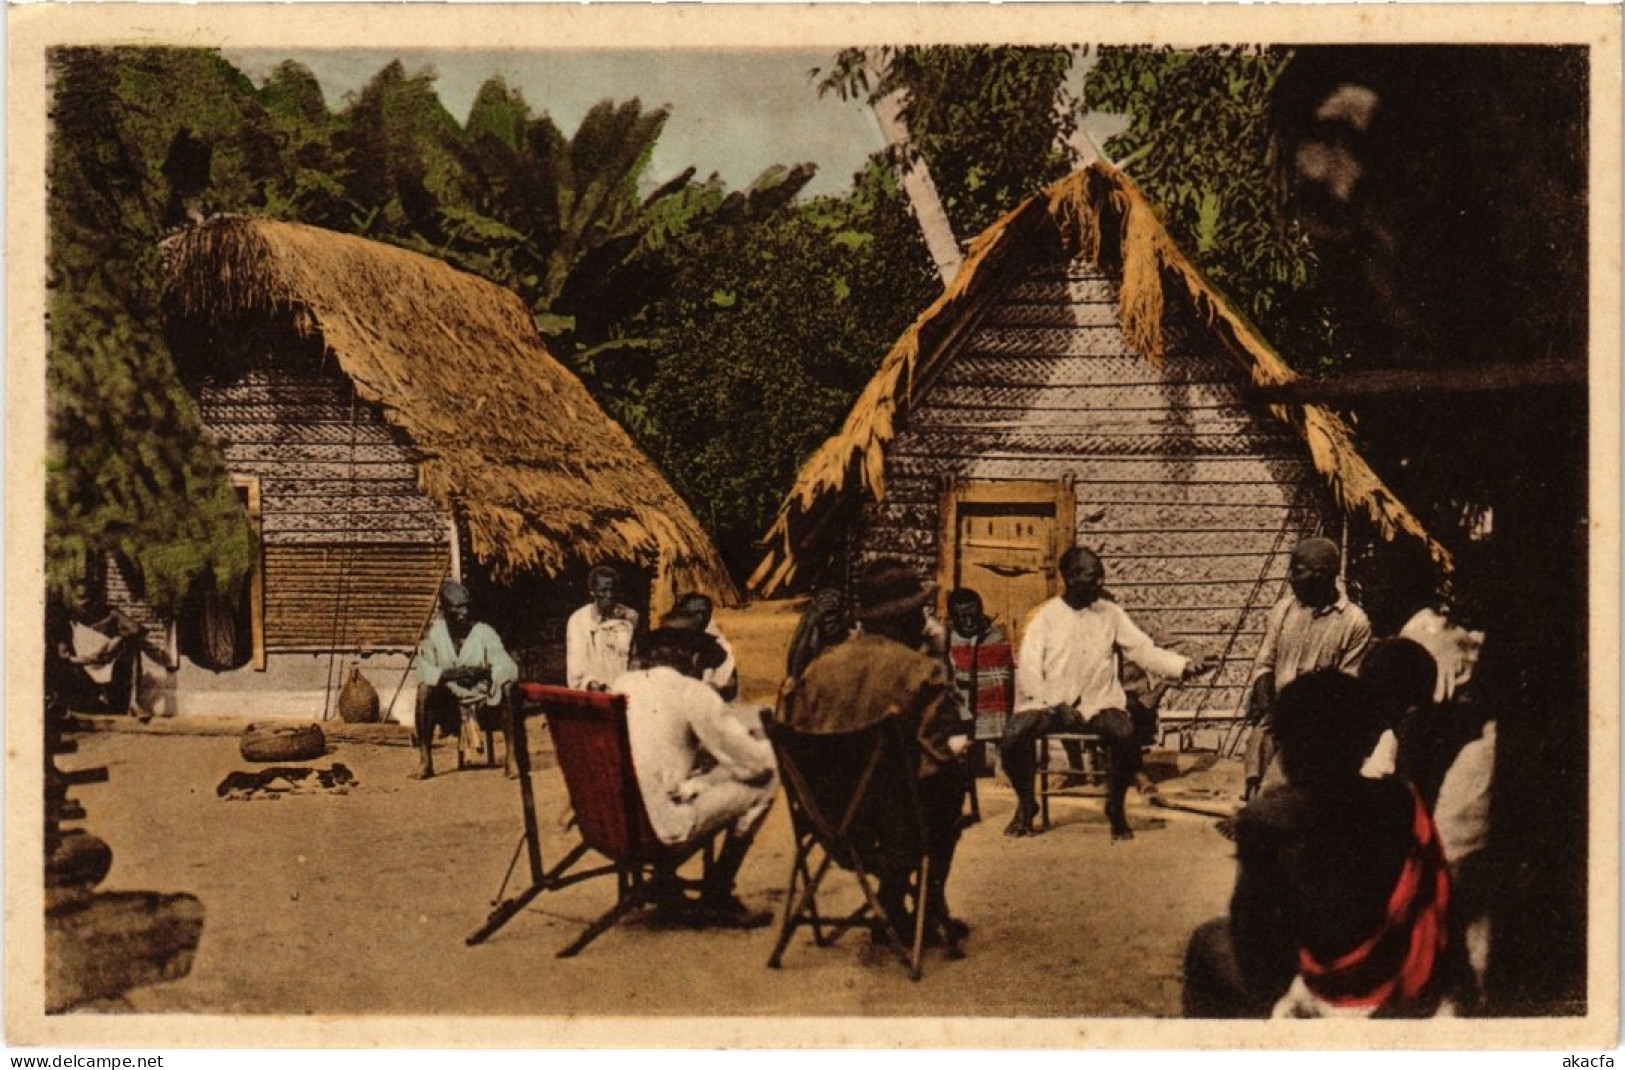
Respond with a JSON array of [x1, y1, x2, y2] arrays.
[[907, 856, 930, 982], [1038, 738, 1053, 829], [768, 845, 840, 967], [958, 743, 982, 825], [767, 846, 809, 969], [846, 860, 918, 978]]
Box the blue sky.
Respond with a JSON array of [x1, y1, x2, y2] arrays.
[[224, 48, 1126, 200], [224, 48, 889, 197]]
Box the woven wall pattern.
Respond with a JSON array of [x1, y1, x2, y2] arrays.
[[263, 544, 449, 650], [942, 352, 1239, 385], [858, 247, 1334, 717], [897, 427, 1301, 459], [923, 382, 1263, 411], [887, 454, 1314, 485], [981, 301, 1119, 328], [1004, 278, 1117, 303], [909, 408, 1270, 435], [200, 371, 448, 547], [868, 498, 1317, 535], [882, 474, 1315, 509]]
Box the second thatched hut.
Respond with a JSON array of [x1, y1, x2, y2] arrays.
[[107, 215, 736, 719]]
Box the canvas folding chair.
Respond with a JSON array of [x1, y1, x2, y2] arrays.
[[466, 683, 720, 957], [763, 717, 957, 981]]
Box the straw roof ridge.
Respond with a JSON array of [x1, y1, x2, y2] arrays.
[[750, 161, 1452, 596], [1048, 165, 1453, 575], [163, 215, 739, 613], [747, 192, 1050, 594]]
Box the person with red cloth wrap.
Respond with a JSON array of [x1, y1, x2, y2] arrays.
[[1182, 670, 1455, 1018]]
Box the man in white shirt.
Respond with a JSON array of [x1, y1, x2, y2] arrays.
[[614, 623, 777, 928], [412, 581, 519, 780], [51, 600, 150, 719], [1000, 547, 1210, 839], [566, 566, 640, 691], [675, 591, 737, 701]]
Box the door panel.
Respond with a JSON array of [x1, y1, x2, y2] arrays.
[[940, 481, 1073, 647]]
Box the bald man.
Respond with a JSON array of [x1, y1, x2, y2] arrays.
[[1242, 537, 1373, 799], [411, 581, 518, 780]]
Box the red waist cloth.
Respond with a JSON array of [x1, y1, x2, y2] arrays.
[[1298, 785, 1451, 1011]]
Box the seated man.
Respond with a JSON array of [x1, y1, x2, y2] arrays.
[[778, 558, 968, 946], [411, 582, 518, 780], [1000, 547, 1209, 839], [567, 565, 640, 692], [1182, 670, 1455, 1018], [612, 621, 777, 929], [784, 587, 850, 682], [49, 597, 151, 720], [674, 591, 738, 701]]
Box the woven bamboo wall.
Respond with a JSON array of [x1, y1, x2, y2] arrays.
[[859, 255, 1333, 718], [199, 368, 451, 650]]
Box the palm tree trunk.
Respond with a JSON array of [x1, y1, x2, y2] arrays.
[[867, 61, 963, 287]]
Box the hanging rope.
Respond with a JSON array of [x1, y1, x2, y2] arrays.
[[1214, 511, 1328, 759], [320, 386, 364, 722], [1184, 503, 1300, 753]]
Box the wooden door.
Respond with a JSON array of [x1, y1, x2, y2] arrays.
[[939, 481, 1074, 644]]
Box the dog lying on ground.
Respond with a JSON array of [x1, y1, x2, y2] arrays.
[[216, 763, 356, 801]]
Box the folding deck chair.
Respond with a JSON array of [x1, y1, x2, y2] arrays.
[[764, 717, 958, 981], [466, 683, 721, 957]]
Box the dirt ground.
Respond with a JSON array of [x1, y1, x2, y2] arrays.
[[62, 600, 1246, 1020]]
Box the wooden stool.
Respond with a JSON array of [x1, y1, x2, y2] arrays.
[[1035, 731, 1109, 829], [457, 709, 499, 769]]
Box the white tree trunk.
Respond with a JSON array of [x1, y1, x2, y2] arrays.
[[869, 73, 963, 287]]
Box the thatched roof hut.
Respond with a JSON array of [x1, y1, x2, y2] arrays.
[[750, 161, 1452, 721], [752, 161, 1452, 596], [163, 216, 737, 619]]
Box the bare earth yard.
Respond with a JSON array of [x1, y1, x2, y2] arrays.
[[63, 600, 1242, 1021]]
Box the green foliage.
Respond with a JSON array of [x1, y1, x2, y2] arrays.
[[1084, 46, 1347, 372], [257, 61, 350, 226], [46, 47, 260, 608], [816, 46, 1083, 239], [629, 160, 935, 571]]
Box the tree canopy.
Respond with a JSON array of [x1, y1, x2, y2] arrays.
[[47, 48, 267, 608], [1084, 45, 1345, 373], [45, 46, 941, 598], [815, 46, 1084, 240]]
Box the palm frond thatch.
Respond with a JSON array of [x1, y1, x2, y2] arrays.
[[751, 161, 1452, 596], [163, 216, 738, 616]]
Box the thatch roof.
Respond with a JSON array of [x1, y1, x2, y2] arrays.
[[163, 216, 738, 616], [750, 161, 1454, 595]]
